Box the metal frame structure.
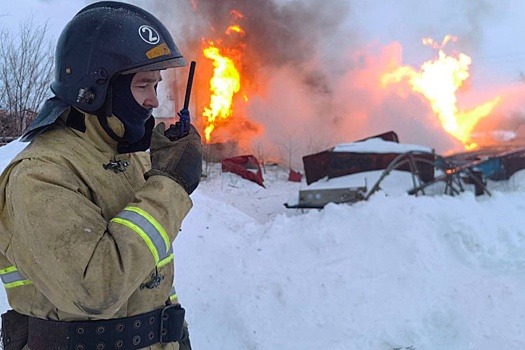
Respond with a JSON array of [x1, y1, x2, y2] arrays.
[[285, 149, 497, 209], [366, 150, 491, 199]]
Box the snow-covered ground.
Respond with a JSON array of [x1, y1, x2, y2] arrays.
[[1, 139, 525, 349]]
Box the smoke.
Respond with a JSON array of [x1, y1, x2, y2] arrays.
[[131, 0, 525, 168]]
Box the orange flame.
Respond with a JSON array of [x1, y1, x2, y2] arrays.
[[382, 35, 501, 149], [225, 25, 245, 36], [202, 43, 241, 142]]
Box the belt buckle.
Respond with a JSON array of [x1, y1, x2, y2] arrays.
[[159, 304, 176, 344], [159, 303, 185, 344]]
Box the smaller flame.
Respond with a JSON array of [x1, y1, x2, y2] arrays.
[[230, 9, 244, 19], [382, 35, 501, 149], [225, 25, 245, 36], [422, 34, 456, 49]]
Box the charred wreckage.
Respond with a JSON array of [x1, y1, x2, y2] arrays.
[[285, 131, 525, 209]]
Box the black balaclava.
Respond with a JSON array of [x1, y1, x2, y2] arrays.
[[111, 73, 153, 144]]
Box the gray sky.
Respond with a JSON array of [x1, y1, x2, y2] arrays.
[[1, 0, 83, 40], [3, 0, 524, 84], [2, 0, 525, 156]]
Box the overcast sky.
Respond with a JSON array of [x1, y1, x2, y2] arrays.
[[2, 0, 525, 85], [1, 0, 83, 40]]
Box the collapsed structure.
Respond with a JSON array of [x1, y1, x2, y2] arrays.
[[286, 131, 525, 209]]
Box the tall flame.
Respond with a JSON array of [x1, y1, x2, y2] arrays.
[[382, 35, 501, 149], [202, 43, 241, 142]]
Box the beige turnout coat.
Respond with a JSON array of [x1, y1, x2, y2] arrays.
[[0, 110, 192, 350]]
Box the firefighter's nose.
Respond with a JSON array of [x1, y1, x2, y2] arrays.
[[144, 93, 159, 108]]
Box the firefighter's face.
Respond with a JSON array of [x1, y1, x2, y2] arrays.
[[131, 71, 161, 109]]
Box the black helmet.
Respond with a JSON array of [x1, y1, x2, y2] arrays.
[[51, 1, 186, 112]]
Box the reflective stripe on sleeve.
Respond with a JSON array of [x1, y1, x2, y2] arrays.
[[111, 206, 170, 264], [0, 266, 32, 289], [158, 247, 174, 269], [169, 286, 178, 302]]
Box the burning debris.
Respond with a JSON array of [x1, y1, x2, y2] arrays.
[[144, 1, 525, 173], [286, 132, 525, 209], [286, 132, 437, 209], [156, 0, 353, 165]]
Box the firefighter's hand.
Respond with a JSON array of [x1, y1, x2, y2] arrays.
[[145, 122, 202, 195]]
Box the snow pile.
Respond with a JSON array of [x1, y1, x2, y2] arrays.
[[1, 140, 525, 349], [0, 138, 26, 171], [333, 138, 433, 154]]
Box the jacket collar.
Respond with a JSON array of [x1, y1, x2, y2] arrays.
[[61, 109, 126, 155]]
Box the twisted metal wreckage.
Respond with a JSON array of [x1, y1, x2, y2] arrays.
[[285, 131, 525, 209]]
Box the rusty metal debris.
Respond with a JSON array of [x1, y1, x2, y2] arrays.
[[286, 132, 525, 209]]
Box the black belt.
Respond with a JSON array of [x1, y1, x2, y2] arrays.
[[24, 304, 185, 350]]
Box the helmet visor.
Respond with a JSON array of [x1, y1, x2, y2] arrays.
[[121, 56, 187, 74]]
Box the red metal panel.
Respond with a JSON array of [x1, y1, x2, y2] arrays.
[[303, 151, 435, 185], [221, 155, 265, 187], [302, 151, 331, 185]]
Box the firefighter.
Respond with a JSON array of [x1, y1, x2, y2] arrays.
[[0, 1, 201, 349]]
